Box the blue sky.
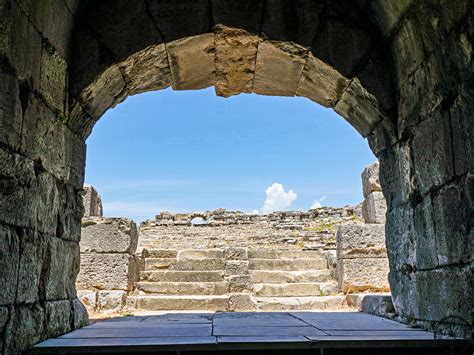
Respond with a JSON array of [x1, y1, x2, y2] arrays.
[[85, 87, 376, 222]]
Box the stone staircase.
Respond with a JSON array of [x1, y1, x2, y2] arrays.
[[130, 248, 344, 311]]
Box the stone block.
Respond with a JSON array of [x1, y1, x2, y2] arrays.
[[360, 294, 395, 317], [296, 53, 349, 108], [16, 0, 73, 59], [79, 64, 127, 120], [369, 0, 413, 38], [16, 229, 46, 304], [214, 25, 258, 97], [224, 247, 248, 260], [224, 260, 249, 276], [337, 257, 390, 292], [361, 161, 382, 198], [229, 293, 256, 311], [362, 191, 387, 224], [0, 224, 19, 305], [432, 182, 471, 266], [3, 304, 44, 353], [21, 95, 86, 188], [336, 223, 386, 260], [411, 110, 454, 195], [77, 290, 97, 311], [1, 2, 42, 90], [45, 300, 72, 338], [40, 42, 67, 111], [0, 306, 8, 353], [72, 298, 89, 329], [335, 78, 384, 137], [146, 0, 211, 42], [80, 217, 138, 254], [77, 253, 138, 291], [228, 275, 253, 293], [0, 73, 22, 151], [253, 40, 307, 96], [82, 185, 103, 217], [97, 290, 127, 312], [167, 34, 215, 90], [43, 237, 80, 301], [118, 44, 172, 95]]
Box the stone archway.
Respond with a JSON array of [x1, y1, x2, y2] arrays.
[[0, 0, 472, 352]]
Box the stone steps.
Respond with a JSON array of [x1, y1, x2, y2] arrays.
[[252, 282, 338, 297], [248, 258, 328, 271], [140, 270, 224, 282], [248, 249, 325, 259], [250, 270, 333, 283], [145, 258, 225, 271], [255, 295, 345, 310], [136, 281, 229, 295], [134, 295, 230, 311]]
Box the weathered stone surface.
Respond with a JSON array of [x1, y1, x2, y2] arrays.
[[337, 257, 390, 292], [137, 295, 229, 311], [79, 65, 127, 120], [224, 247, 248, 260], [0, 73, 22, 151], [172, 258, 224, 271], [4, 304, 44, 353], [21, 95, 86, 188], [0, 306, 8, 353], [40, 43, 67, 111], [0, 224, 19, 305], [43, 237, 80, 300], [179, 249, 223, 259], [77, 290, 97, 311], [118, 44, 172, 95], [256, 295, 345, 311], [80, 217, 138, 254], [167, 34, 215, 90], [411, 111, 454, 195], [97, 290, 127, 312], [361, 162, 382, 198], [146, 0, 211, 42], [296, 53, 349, 108], [250, 270, 333, 284], [214, 25, 259, 97], [229, 293, 256, 311], [45, 300, 72, 337], [360, 294, 395, 317], [82, 185, 103, 217], [336, 223, 387, 259], [77, 253, 138, 291], [369, 0, 414, 38], [225, 261, 249, 276], [136, 281, 229, 296], [253, 282, 337, 297], [228, 275, 253, 293], [335, 78, 385, 137], [16, 229, 46, 304], [72, 298, 89, 329], [362, 191, 387, 224], [249, 258, 327, 271], [141, 270, 224, 283], [253, 40, 307, 96]]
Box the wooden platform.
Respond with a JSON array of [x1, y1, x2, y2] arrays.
[[31, 312, 471, 354]]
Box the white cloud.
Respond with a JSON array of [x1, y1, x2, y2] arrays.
[[262, 183, 297, 214], [310, 196, 327, 209]]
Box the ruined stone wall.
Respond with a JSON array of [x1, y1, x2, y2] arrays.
[[139, 207, 359, 252], [337, 162, 390, 293], [0, 1, 87, 353]]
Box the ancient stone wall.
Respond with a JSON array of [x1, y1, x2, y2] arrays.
[[337, 162, 390, 292], [77, 215, 140, 314], [139, 207, 359, 252]]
